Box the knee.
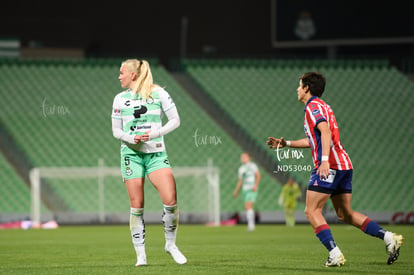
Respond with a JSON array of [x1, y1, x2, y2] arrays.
[[163, 197, 177, 206], [304, 206, 323, 220], [304, 207, 311, 219], [336, 210, 353, 223]]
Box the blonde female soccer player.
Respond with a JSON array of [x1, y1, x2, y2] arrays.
[[112, 59, 186, 266]]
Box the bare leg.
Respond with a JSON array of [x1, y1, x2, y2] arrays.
[[125, 178, 145, 208], [330, 193, 368, 227], [304, 190, 330, 229], [148, 168, 177, 206]]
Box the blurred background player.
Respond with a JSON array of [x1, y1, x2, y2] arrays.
[[112, 59, 186, 266], [233, 152, 261, 231], [267, 72, 403, 267], [278, 177, 302, 226]]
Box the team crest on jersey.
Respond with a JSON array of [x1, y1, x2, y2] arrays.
[[125, 167, 133, 176]]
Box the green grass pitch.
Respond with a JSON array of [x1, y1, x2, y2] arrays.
[[0, 224, 412, 274]]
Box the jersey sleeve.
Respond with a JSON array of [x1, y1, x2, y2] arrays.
[[307, 103, 327, 127], [238, 166, 244, 179], [111, 93, 135, 144], [159, 88, 176, 112], [251, 162, 259, 173], [112, 94, 122, 120], [148, 88, 180, 140]]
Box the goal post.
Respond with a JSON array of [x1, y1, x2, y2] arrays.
[[29, 159, 220, 227]]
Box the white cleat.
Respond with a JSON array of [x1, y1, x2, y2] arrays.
[[386, 233, 403, 265], [324, 253, 346, 267], [135, 253, 147, 266], [165, 244, 187, 264]]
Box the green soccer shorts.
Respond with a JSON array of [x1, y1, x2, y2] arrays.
[[120, 149, 171, 180], [242, 189, 258, 203]]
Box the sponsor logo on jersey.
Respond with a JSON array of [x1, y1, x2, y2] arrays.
[[130, 125, 151, 131], [134, 105, 148, 118]]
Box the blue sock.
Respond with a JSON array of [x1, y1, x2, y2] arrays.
[[315, 224, 336, 251], [361, 218, 386, 239]]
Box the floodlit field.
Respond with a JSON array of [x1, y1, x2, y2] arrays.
[[0, 224, 412, 274]]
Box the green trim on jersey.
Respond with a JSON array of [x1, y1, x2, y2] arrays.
[[121, 104, 162, 115], [120, 90, 161, 100], [112, 88, 176, 153]]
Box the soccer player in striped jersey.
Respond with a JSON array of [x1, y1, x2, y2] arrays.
[[267, 72, 403, 267], [112, 59, 186, 266]]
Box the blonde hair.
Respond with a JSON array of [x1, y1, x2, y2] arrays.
[[121, 59, 156, 100]]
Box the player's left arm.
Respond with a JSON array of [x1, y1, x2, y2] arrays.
[[148, 90, 181, 140], [316, 121, 331, 179], [252, 170, 261, 192]]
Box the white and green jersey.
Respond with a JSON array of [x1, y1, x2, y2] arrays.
[[238, 162, 258, 191], [111, 87, 179, 153]]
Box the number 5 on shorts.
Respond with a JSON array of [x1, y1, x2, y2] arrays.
[[124, 156, 130, 166]]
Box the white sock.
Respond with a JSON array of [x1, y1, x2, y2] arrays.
[[162, 204, 179, 247], [329, 246, 342, 257], [384, 231, 393, 244], [246, 209, 255, 230], [130, 208, 145, 255]]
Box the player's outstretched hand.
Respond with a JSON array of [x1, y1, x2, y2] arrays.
[[267, 137, 287, 149]]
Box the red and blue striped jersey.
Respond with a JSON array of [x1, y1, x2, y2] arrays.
[[304, 96, 353, 170]]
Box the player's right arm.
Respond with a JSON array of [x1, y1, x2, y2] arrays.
[[111, 94, 137, 144]]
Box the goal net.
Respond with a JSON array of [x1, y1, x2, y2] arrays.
[[29, 159, 220, 227]]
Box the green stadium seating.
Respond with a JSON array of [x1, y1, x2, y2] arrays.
[[1, 57, 412, 219], [0, 152, 34, 214], [184, 58, 414, 212], [0, 59, 285, 217]]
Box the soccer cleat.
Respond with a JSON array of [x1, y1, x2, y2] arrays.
[[386, 233, 403, 265], [135, 253, 147, 266], [324, 253, 346, 267], [165, 244, 187, 264]]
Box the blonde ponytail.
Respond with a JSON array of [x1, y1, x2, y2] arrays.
[[122, 59, 155, 100]]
